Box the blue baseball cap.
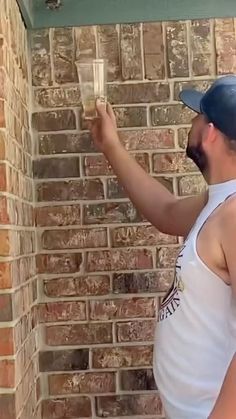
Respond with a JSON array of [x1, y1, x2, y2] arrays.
[[179, 75, 236, 140]]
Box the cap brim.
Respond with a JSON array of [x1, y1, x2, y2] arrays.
[[179, 89, 204, 113]]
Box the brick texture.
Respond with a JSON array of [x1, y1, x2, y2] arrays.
[[0, 1, 39, 418], [0, 13, 228, 419]]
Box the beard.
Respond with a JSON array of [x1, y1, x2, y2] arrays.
[[186, 138, 208, 175]]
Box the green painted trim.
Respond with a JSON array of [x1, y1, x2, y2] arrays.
[[33, 0, 236, 28], [16, 0, 34, 28]]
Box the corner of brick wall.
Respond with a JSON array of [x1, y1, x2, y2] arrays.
[[0, 1, 40, 418], [29, 18, 236, 419]]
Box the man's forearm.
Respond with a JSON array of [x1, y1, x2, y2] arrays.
[[209, 354, 236, 419]]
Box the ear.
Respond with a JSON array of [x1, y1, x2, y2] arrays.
[[202, 122, 216, 146]]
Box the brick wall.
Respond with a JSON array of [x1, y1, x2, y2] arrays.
[[31, 19, 235, 419], [0, 1, 40, 419]]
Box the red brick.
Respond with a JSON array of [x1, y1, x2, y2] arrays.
[[0, 99, 5, 127], [92, 345, 153, 368], [39, 349, 89, 372], [41, 228, 107, 250], [114, 106, 147, 127], [49, 372, 115, 395], [0, 360, 15, 387], [0, 262, 12, 289], [84, 202, 143, 225], [215, 19, 236, 74], [0, 196, 9, 224], [37, 179, 104, 202], [119, 128, 175, 150], [33, 157, 80, 179], [97, 25, 120, 81], [52, 28, 77, 84], [111, 225, 177, 247], [31, 29, 52, 86], [120, 369, 156, 391], [143, 22, 165, 80], [0, 394, 16, 419], [0, 163, 7, 191], [166, 22, 189, 77], [42, 397, 91, 418], [153, 152, 196, 173], [116, 320, 156, 343], [36, 205, 81, 227], [0, 294, 13, 321], [90, 297, 156, 320], [150, 104, 194, 126], [39, 301, 87, 323], [191, 20, 212, 76], [96, 394, 162, 416], [0, 131, 6, 159], [43, 275, 110, 297], [121, 24, 142, 80], [113, 270, 173, 294], [157, 246, 180, 268], [86, 249, 153, 272], [34, 86, 81, 108], [84, 153, 149, 176], [0, 68, 5, 99], [37, 253, 83, 274], [0, 327, 14, 355], [32, 110, 77, 132], [108, 82, 170, 104], [38, 132, 96, 155], [46, 323, 112, 346]]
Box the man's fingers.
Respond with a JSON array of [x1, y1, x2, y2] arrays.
[[106, 103, 117, 127], [96, 99, 107, 117]]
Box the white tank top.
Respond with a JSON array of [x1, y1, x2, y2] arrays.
[[154, 180, 236, 419]]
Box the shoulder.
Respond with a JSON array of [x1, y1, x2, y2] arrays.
[[220, 195, 236, 241]]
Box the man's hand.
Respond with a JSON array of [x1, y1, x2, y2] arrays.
[[90, 101, 120, 154]]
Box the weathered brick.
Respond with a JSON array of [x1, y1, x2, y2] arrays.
[[0, 262, 12, 289], [0, 327, 14, 356], [92, 345, 153, 368], [120, 369, 156, 391], [174, 80, 212, 101], [52, 28, 77, 83], [0, 68, 5, 99], [150, 104, 194, 126], [49, 372, 115, 395], [143, 22, 165, 80], [0, 360, 15, 388], [116, 320, 156, 342], [39, 301, 86, 323], [114, 106, 147, 128], [90, 297, 156, 321], [106, 178, 126, 199], [37, 253, 83, 274], [215, 19, 236, 74], [86, 248, 153, 272], [121, 24, 142, 80], [32, 110, 77, 132], [31, 30, 52, 86], [0, 394, 16, 419], [84, 202, 143, 225], [108, 82, 170, 104], [96, 394, 162, 417], [0, 100, 5, 127], [97, 25, 120, 81], [153, 152, 196, 173], [39, 132, 96, 155], [166, 22, 189, 77], [178, 174, 206, 196], [111, 225, 177, 247], [119, 128, 175, 150], [42, 397, 91, 419], [34, 86, 81, 108], [113, 270, 173, 294], [85, 153, 149, 177], [191, 20, 212, 76], [36, 205, 81, 227], [75, 26, 96, 61], [39, 349, 89, 372], [41, 228, 107, 250], [46, 323, 112, 346], [34, 157, 80, 179], [0, 294, 13, 321], [37, 179, 104, 202], [43, 275, 110, 298], [157, 246, 180, 268], [178, 127, 190, 149]]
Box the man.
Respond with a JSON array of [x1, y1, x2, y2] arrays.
[[90, 75, 236, 419]]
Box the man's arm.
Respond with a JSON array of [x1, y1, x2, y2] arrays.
[[209, 200, 236, 419], [90, 102, 207, 237], [104, 142, 207, 237]]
